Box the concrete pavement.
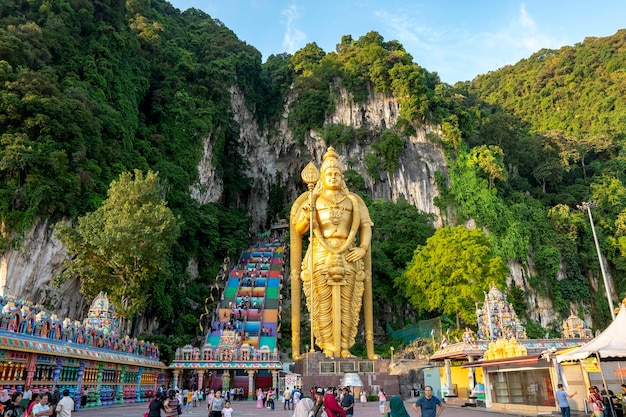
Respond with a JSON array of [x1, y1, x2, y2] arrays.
[[70, 398, 538, 416]]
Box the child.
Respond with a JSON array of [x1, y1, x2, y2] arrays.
[[222, 400, 234, 417]]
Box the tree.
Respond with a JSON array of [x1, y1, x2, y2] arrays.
[[468, 144, 507, 189], [291, 42, 326, 76], [531, 130, 579, 192], [368, 198, 435, 323], [55, 170, 180, 331], [399, 225, 508, 324]]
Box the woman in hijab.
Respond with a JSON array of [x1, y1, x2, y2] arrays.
[[293, 397, 314, 417], [389, 396, 411, 417], [256, 388, 264, 408]]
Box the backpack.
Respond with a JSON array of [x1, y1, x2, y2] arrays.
[[1, 406, 18, 417]]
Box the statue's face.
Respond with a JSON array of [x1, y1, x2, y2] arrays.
[[322, 167, 342, 190]]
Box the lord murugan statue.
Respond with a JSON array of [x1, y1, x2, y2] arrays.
[[290, 147, 375, 359]]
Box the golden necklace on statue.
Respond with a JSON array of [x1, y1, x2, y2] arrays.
[[328, 194, 347, 226]]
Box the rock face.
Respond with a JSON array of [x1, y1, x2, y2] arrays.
[[221, 84, 448, 230], [190, 131, 223, 205], [0, 219, 87, 320]]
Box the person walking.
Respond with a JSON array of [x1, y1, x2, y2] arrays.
[[588, 386, 605, 417], [556, 384, 576, 417], [164, 390, 180, 417], [255, 388, 263, 409], [378, 389, 387, 414], [32, 393, 53, 417], [324, 392, 346, 417], [411, 386, 444, 417], [208, 389, 225, 417], [293, 398, 314, 417], [55, 390, 74, 417], [601, 384, 615, 417], [312, 388, 325, 417], [147, 392, 167, 417], [341, 387, 354, 417], [360, 390, 367, 407], [186, 389, 193, 413], [222, 400, 234, 417], [283, 387, 292, 410], [267, 388, 275, 410], [389, 396, 411, 417], [49, 387, 60, 417], [26, 394, 41, 417]]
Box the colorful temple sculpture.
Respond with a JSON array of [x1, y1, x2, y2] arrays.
[[476, 284, 527, 340], [171, 226, 286, 398], [0, 292, 165, 410], [562, 313, 593, 339]]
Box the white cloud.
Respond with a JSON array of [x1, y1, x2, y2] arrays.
[[281, 3, 307, 53], [519, 3, 537, 31], [374, 9, 439, 51]]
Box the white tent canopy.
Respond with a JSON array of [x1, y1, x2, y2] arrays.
[[557, 306, 626, 363]]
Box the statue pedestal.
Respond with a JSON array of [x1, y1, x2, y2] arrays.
[[293, 352, 399, 396]]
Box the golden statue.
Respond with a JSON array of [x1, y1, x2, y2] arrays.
[[290, 147, 375, 359]]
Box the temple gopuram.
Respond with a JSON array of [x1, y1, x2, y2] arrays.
[[0, 292, 165, 410], [170, 225, 287, 397]]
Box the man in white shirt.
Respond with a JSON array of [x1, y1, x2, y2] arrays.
[[32, 393, 53, 417], [22, 386, 33, 410], [55, 389, 74, 417], [23, 387, 32, 400]]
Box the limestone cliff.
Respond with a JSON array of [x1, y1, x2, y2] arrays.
[[0, 219, 86, 320], [223, 83, 448, 230]]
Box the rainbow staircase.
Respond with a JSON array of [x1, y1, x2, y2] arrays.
[[205, 241, 284, 354]]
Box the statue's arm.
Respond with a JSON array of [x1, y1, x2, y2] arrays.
[[346, 195, 373, 262], [293, 203, 312, 236], [358, 220, 372, 250]]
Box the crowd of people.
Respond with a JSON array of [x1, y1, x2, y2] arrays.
[[286, 385, 443, 417], [0, 386, 75, 417], [284, 386, 444, 417], [147, 387, 205, 417]]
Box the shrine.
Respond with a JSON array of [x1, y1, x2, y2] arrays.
[[0, 292, 165, 410], [429, 285, 591, 415]]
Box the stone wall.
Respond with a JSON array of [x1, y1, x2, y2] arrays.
[[293, 352, 400, 396]]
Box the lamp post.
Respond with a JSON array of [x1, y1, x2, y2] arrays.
[[577, 201, 616, 320], [390, 346, 394, 364]]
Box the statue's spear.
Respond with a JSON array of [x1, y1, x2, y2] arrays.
[[301, 162, 319, 353]]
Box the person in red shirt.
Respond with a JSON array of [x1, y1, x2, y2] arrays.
[[324, 392, 347, 417]]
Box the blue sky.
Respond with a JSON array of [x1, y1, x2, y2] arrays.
[[167, 0, 626, 84]]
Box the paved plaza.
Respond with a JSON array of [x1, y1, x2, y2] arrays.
[[71, 399, 538, 417]]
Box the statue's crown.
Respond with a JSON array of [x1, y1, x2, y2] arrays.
[[321, 146, 341, 172]]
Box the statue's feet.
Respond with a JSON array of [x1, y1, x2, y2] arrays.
[[323, 349, 334, 358], [293, 354, 302, 361], [341, 350, 355, 358]]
